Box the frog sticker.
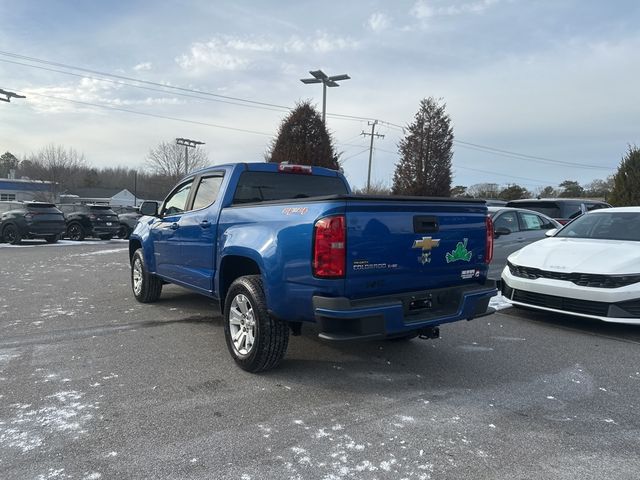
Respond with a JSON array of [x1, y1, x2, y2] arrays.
[[445, 238, 473, 263]]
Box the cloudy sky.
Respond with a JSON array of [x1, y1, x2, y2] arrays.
[[1, 0, 638, 191]]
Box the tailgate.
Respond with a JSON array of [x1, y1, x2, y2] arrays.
[[344, 198, 489, 299]]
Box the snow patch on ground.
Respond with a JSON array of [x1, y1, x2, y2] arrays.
[[489, 293, 512, 311], [0, 389, 98, 453]]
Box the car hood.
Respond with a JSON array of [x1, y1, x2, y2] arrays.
[[507, 237, 640, 274]]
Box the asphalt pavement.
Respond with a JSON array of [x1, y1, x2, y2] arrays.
[[1, 240, 639, 480]]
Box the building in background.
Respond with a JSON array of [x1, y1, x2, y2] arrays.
[[0, 178, 57, 202], [60, 187, 142, 207]]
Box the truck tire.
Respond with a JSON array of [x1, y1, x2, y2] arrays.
[[66, 222, 85, 241], [223, 275, 289, 373], [131, 249, 163, 303], [3, 224, 21, 245]]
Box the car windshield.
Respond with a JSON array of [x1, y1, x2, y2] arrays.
[[556, 211, 640, 241]]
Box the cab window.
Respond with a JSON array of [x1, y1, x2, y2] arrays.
[[161, 180, 193, 216], [192, 175, 224, 211]]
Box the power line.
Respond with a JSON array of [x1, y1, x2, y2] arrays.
[[18, 90, 274, 137], [0, 49, 616, 171]]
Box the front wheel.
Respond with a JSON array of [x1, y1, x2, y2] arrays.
[[223, 275, 289, 372], [131, 249, 163, 303]]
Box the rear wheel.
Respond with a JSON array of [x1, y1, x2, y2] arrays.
[[3, 224, 21, 245], [66, 223, 85, 241], [223, 275, 289, 372], [117, 224, 131, 239], [44, 235, 59, 244], [131, 249, 163, 303]]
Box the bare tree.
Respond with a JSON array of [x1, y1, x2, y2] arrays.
[[145, 141, 209, 180], [22, 144, 87, 199]]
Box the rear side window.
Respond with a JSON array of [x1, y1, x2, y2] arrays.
[[518, 212, 545, 230], [232, 171, 348, 205], [561, 203, 584, 220], [192, 175, 224, 210]]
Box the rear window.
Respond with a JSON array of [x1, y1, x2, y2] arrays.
[[89, 205, 117, 215], [232, 171, 348, 205], [25, 203, 56, 209], [508, 202, 561, 218]]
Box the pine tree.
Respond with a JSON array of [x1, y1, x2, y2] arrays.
[[267, 101, 340, 170], [392, 97, 453, 196], [609, 145, 640, 206]]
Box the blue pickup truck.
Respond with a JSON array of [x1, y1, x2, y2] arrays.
[[129, 162, 497, 372]]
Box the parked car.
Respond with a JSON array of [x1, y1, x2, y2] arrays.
[[505, 198, 611, 225], [0, 201, 66, 244], [502, 207, 640, 324], [130, 162, 497, 372], [488, 206, 561, 280], [117, 211, 142, 239], [58, 204, 120, 240]]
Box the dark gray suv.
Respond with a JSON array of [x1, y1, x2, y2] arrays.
[[505, 199, 611, 225], [0, 201, 66, 244]]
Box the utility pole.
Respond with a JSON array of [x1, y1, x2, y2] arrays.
[[361, 121, 385, 193], [300, 70, 350, 124], [0, 88, 26, 103], [176, 137, 205, 176]]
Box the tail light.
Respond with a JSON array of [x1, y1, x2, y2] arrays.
[[485, 215, 494, 264], [556, 219, 568, 225], [313, 215, 346, 278]]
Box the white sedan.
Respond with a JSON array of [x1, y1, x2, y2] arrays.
[[501, 207, 640, 324]]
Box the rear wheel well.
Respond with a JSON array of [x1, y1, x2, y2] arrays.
[[219, 255, 261, 311]]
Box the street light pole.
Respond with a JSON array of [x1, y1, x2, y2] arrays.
[[300, 70, 350, 124], [176, 137, 205, 176]]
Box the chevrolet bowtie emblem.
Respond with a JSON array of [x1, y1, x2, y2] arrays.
[[412, 237, 441, 251]]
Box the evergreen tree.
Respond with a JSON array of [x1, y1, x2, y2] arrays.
[[609, 145, 640, 206], [392, 97, 453, 196], [267, 101, 340, 170], [0, 151, 19, 178]]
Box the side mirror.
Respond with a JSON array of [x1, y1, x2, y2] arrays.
[[545, 228, 558, 237], [494, 227, 511, 237], [140, 201, 159, 216]]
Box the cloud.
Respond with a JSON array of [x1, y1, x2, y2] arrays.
[[367, 12, 391, 32], [411, 0, 500, 19], [23, 77, 181, 113], [176, 33, 360, 72], [133, 62, 152, 72]]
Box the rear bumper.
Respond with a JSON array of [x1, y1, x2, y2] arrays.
[[90, 225, 120, 236], [313, 281, 497, 341], [26, 223, 66, 237]]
